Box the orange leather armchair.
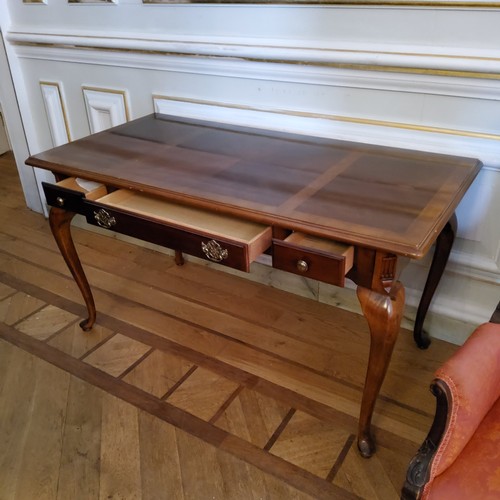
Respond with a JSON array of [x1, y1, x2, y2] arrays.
[[402, 322, 500, 499]]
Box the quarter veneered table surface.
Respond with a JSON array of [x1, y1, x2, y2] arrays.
[[27, 113, 482, 258]]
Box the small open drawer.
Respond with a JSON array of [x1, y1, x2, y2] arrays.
[[85, 190, 272, 272], [272, 232, 354, 287], [43, 177, 108, 212]]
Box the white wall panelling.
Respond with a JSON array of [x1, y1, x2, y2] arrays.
[[10, 36, 500, 168], [82, 87, 129, 133], [1, 3, 499, 343], [153, 95, 500, 169], [40, 82, 70, 147]]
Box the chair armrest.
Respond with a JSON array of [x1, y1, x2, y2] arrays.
[[402, 380, 449, 500], [402, 322, 500, 499], [431, 322, 500, 477]]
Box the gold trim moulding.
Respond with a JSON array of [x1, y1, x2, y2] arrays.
[[142, 0, 500, 6], [308, 112, 500, 141], [68, 0, 115, 3], [154, 94, 500, 142], [14, 40, 500, 81]]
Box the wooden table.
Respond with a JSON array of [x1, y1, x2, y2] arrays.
[[26, 113, 481, 457]]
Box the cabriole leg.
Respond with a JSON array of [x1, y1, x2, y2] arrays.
[[356, 281, 405, 457], [414, 213, 457, 349], [49, 206, 96, 331]]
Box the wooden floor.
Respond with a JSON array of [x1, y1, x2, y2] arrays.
[[0, 151, 460, 500]]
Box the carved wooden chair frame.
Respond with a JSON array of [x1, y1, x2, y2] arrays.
[[401, 380, 450, 499]]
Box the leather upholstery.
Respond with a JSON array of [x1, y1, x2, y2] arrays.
[[423, 322, 500, 499], [425, 397, 500, 499]]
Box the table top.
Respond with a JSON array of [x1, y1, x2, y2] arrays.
[[27, 113, 482, 258]]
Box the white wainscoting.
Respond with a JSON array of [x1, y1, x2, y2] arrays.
[[82, 87, 129, 133], [40, 82, 70, 146], [9, 32, 500, 171], [153, 95, 500, 169]]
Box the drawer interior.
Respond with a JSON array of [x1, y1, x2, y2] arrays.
[[285, 232, 354, 272], [57, 177, 108, 200], [96, 190, 272, 261]]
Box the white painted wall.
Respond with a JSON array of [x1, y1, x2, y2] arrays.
[[0, 0, 498, 344]]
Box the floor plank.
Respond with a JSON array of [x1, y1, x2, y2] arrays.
[[56, 376, 102, 500]]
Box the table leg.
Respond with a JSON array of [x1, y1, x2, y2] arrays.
[[356, 281, 405, 457], [49, 207, 96, 331], [413, 213, 457, 349], [175, 250, 185, 266]]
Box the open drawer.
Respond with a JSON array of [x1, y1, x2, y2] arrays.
[[83, 189, 272, 272], [272, 232, 354, 287], [42, 177, 108, 212]]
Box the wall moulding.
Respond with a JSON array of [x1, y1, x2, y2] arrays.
[[143, 0, 500, 5], [153, 95, 500, 169], [82, 86, 130, 133], [12, 42, 500, 104], [7, 30, 500, 78], [9, 33, 500, 170], [40, 81, 71, 146]]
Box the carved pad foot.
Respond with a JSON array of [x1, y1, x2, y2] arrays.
[[358, 434, 375, 458], [79, 318, 94, 332]]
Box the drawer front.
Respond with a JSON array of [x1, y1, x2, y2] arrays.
[[272, 239, 348, 287], [83, 200, 251, 272], [42, 182, 86, 213]]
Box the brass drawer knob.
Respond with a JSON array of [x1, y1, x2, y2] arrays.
[[94, 209, 116, 229], [296, 259, 309, 273], [201, 240, 229, 262], [56, 196, 65, 207]]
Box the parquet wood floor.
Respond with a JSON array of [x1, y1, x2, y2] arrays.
[[0, 151, 459, 499]]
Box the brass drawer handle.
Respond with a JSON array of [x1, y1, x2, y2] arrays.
[[296, 259, 309, 273], [56, 196, 65, 207], [201, 240, 229, 262], [94, 209, 116, 229]]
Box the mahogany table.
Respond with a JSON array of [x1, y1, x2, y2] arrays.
[[26, 113, 481, 457]]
